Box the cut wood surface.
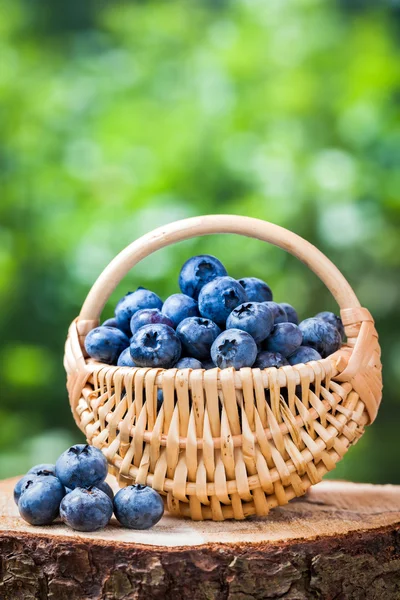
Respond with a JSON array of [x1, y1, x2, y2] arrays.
[[1, 476, 400, 599]]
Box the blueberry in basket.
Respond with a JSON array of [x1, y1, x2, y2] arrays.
[[83, 253, 344, 370], [226, 302, 274, 344], [262, 301, 288, 324], [264, 322, 303, 357], [315, 311, 345, 341], [130, 308, 174, 335], [198, 276, 248, 327], [254, 351, 289, 369], [288, 346, 322, 365], [298, 317, 341, 358], [84, 326, 129, 365], [130, 324, 181, 368], [174, 357, 203, 369], [179, 254, 227, 299], [115, 288, 163, 334], [237, 277, 273, 302], [117, 347, 137, 367], [176, 316, 221, 361], [280, 303, 298, 325], [161, 293, 199, 328], [211, 329, 258, 369]]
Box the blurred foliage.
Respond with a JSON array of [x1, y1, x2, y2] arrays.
[[0, 0, 399, 483]]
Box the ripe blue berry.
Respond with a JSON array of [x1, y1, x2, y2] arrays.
[[130, 308, 174, 335], [130, 324, 181, 368], [226, 302, 274, 343], [174, 357, 203, 369], [237, 277, 273, 302], [288, 346, 322, 365], [161, 294, 199, 328], [18, 476, 65, 525], [84, 326, 129, 365], [60, 487, 113, 532], [198, 276, 248, 327], [263, 301, 288, 324], [65, 480, 114, 501], [211, 329, 257, 369], [56, 444, 108, 490], [315, 311, 345, 341], [254, 351, 289, 369], [114, 484, 164, 530], [102, 317, 119, 328], [176, 317, 221, 361], [280, 303, 299, 325], [179, 255, 227, 300], [202, 358, 216, 370], [298, 318, 341, 358], [117, 347, 137, 367], [115, 289, 163, 334], [264, 323, 303, 357], [14, 464, 56, 505]]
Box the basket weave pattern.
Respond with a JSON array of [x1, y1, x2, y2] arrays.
[[64, 216, 382, 520]]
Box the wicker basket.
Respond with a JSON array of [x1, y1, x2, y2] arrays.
[[64, 215, 382, 521]]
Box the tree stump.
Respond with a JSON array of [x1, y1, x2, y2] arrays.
[[1, 477, 399, 600]]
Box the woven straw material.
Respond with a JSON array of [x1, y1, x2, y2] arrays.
[[64, 216, 382, 520]]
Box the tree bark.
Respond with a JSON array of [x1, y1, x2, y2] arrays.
[[1, 478, 400, 600]]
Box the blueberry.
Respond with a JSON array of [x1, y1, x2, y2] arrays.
[[14, 465, 56, 505], [60, 487, 113, 532], [315, 311, 345, 341], [298, 318, 341, 358], [174, 357, 203, 369], [117, 347, 137, 367], [28, 463, 56, 477], [254, 351, 289, 369], [280, 303, 299, 325], [130, 308, 174, 335], [288, 346, 322, 365], [115, 289, 163, 334], [130, 324, 181, 368], [161, 294, 199, 328], [211, 329, 257, 369], [65, 480, 114, 501], [237, 277, 273, 302], [198, 276, 248, 327], [95, 481, 114, 501], [114, 484, 164, 530], [226, 302, 274, 343], [179, 255, 227, 300], [176, 317, 221, 361], [84, 326, 130, 365], [56, 444, 108, 490], [102, 317, 119, 328], [18, 476, 65, 525], [202, 358, 216, 370], [263, 301, 288, 324], [264, 323, 303, 357]]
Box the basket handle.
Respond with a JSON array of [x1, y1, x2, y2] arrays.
[[79, 215, 360, 321]]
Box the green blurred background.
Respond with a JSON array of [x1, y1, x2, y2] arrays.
[[0, 0, 399, 483]]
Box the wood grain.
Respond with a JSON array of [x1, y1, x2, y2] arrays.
[[1, 477, 400, 599]]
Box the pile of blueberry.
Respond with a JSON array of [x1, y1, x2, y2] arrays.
[[85, 255, 344, 372], [14, 444, 164, 531]]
